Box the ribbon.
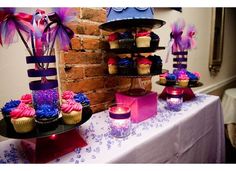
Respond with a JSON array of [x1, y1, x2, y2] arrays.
[[0, 8, 34, 55], [42, 8, 75, 54]]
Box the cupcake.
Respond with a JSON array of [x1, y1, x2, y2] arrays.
[[137, 57, 152, 75], [148, 55, 162, 74], [150, 32, 160, 49], [108, 57, 118, 75], [74, 93, 90, 108], [186, 71, 199, 86], [118, 31, 134, 49], [35, 104, 59, 131], [166, 73, 177, 86], [61, 100, 83, 125], [61, 90, 75, 103], [178, 74, 189, 87], [20, 94, 33, 106], [135, 31, 151, 48], [159, 73, 168, 85], [10, 103, 35, 133], [1, 100, 21, 130], [117, 58, 134, 75], [108, 32, 119, 49]]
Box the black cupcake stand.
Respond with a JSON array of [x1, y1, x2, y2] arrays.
[[100, 18, 167, 96], [0, 107, 92, 163]]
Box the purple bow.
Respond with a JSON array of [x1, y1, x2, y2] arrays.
[[42, 8, 75, 55]]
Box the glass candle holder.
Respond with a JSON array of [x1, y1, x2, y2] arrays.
[[108, 104, 131, 138], [166, 87, 184, 111], [26, 55, 59, 115]]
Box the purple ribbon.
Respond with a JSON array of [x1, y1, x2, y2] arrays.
[[172, 51, 188, 56], [173, 58, 187, 62], [27, 68, 57, 77], [29, 79, 58, 90], [109, 112, 131, 119], [173, 64, 187, 69], [26, 55, 56, 64]]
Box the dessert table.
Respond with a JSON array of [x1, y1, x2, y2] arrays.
[[222, 88, 236, 148], [0, 94, 225, 163]]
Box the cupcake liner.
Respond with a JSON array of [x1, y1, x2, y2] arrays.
[[35, 116, 59, 132], [62, 110, 82, 125], [136, 36, 151, 48], [137, 64, 151, 75], [11, 117, 35, 133]]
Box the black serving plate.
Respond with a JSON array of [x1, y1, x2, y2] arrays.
[[107, 46, 165, 54], [99, 18, 166, 32], [0, 107, 93, 139], [108, 69, 168, 78], [156, 81, 203, 88]]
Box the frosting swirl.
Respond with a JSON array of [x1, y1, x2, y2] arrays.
[[108, 57, 117, 65], [159, 72, 168, 78], [136, 31, 150, 37], [36, 104, 58, 119], [62, 90, 75, 100], [137, 57, 152, 65], [10, 103, 35, 119], [74, 93, 90, 107], [119, 31, 134, 39], [186, 71, 199, 80], [20, 94, 32, 104], [108, 32, 119, 41], [118, 58, 133, 66], [166, 74, 177, 81], [193, 72, 200, 79], [1, 100, 21, 117], [178, 74, 189, 80], [61, 100, 82, 113]]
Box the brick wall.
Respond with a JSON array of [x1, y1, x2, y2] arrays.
[[59, 8, 151, 113]]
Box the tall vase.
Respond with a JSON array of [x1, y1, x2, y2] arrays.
[[26, 55, 59, 131]]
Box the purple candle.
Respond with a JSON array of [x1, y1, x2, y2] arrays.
[[109, 105, 131, 138]]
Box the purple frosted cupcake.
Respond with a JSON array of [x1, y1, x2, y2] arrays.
[[1, 100, 21, 130]]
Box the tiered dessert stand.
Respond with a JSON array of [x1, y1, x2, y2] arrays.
[[100, 18, 167, 96], [157, 51, 203, 101]]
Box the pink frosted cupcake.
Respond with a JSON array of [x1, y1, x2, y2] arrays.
[[61, 100, 83, 125], [137, 57, 152, 75], [108, 32, 119, 49], [135, 31, 151, 48], [61, 90, 75, 103], [20, 94, 33, 106], [159, 72, 168, 85], [108, 57, 118, 75], [10, 103, 35, 133], [178, 74, 189, 87]]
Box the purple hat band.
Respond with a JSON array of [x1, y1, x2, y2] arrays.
[[27, 68, 57, 77], [26, 56, 56, 64], [173, 58, 187, 62], [173, 64, 187, 69], [29, 80, 58, 90], [109, 112, 131, 119], [172, 51, 188, 56]]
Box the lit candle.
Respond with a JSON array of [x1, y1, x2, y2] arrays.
[[166, 87, 184, 111], [109, 105, 131, 138]]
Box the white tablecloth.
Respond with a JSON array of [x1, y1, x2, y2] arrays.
[[222, 88, 236, 148], [0, 94, 225, 163]]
